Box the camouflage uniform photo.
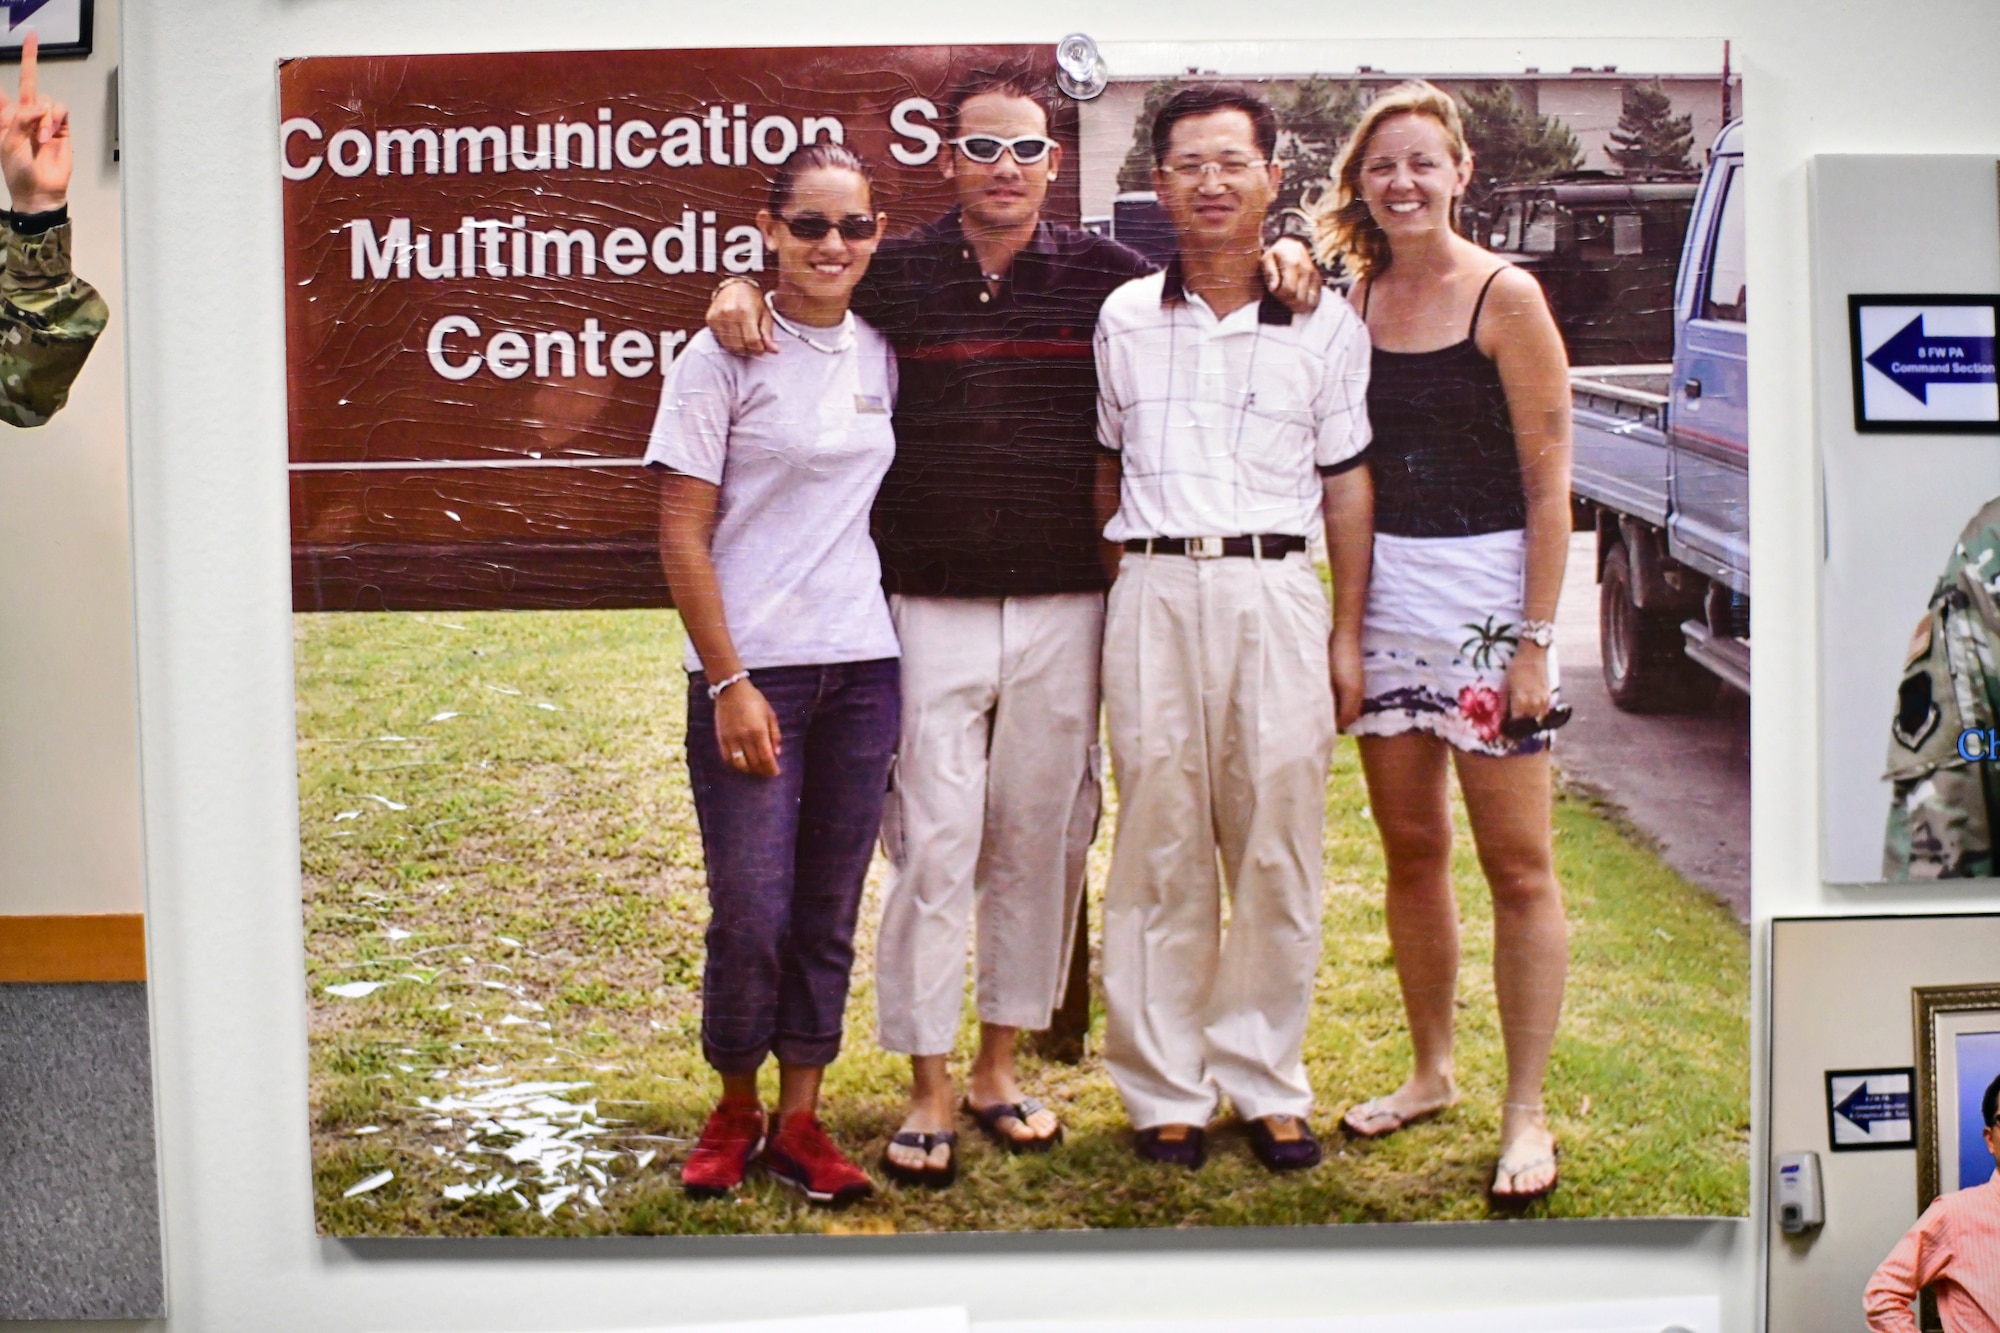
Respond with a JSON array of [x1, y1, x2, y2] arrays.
[[1884, 496, 2000, 879]]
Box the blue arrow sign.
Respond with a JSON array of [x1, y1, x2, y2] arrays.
[[1865, 314, 1999, 404], [1834, 1081, 1911, 1133], [1, 0, 53, 31]]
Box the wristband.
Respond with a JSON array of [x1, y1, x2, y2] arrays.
[[1517, 619, 1555, 649], [706, 669, 751, 701], [6, 205, 67, 236], [715, 275, 760, 296]]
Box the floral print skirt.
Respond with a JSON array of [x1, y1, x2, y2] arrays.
[[1347, 528, 1560, 758]]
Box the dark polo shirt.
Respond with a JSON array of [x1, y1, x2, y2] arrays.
[[853, 209, 1153, 599]]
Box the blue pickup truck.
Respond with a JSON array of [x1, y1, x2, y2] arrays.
[[1569, 120, 1747, 710]]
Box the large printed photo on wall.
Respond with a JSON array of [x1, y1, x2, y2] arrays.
[[1821, 214, 2000, 883], [283, 37, 1749, 1236]]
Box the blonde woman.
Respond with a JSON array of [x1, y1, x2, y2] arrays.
[[1310, 81, 1572, 1205]]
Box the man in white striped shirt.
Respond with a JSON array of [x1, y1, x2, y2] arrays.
[[1091, 84, 1373, 1172]]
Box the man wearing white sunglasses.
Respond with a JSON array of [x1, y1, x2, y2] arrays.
[[705, 62, 1320, 1188]]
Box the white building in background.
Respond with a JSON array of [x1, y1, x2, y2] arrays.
[[1077, 70, 1741, 222]]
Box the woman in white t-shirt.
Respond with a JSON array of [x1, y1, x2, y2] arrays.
[[645, 142, 898, 1209]]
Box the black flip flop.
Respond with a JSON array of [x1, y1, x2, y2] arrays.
[[880, 1129, 957, 1188], [964, 1096, 1064, 1153]]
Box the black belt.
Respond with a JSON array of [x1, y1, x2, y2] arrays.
[[1123, 535, 1309, 559]]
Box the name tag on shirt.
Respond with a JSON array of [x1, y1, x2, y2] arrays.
[[854, 394, 889, 415]]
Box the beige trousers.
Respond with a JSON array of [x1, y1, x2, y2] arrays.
[[1101, 551, 1336, 1127], [874, 592, 1103, 1056]]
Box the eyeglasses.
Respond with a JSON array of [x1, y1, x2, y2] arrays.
[[779, 212, 880, 242], [1164, 156, 1268, 183], [950, 134, 1059, 165]]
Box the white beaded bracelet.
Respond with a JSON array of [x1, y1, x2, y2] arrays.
[[706, 669, 751, 701]]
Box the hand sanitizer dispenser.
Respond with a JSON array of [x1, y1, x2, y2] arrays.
[[1776, 1151, 1824, 1233]]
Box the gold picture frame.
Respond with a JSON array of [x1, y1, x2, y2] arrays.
[[1912, 981, 2000, 1332]]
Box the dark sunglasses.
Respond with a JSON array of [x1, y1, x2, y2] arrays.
[[1499, 704, 1574, 742], [779, 212, 879, 242], [950, 134, 1058, 165]]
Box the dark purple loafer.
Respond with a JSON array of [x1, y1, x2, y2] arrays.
[[1248, 1115, 1323, 1172], [1134, 1124, 1207, 1169]]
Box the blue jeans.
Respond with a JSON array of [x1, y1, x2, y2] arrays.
[[686, 659, 900, 1074]]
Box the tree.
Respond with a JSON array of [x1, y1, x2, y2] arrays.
[[1116, 79, 1182, 193], [1455, 82, 1583, 212], [1606, 78, 1695, 175], [1271, 77, 1365, 216]]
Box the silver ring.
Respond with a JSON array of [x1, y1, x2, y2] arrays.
[[731, 750, 745, 762]]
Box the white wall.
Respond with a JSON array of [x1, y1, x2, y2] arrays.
[[0, 0, 140, 917], [1767, 916, 2000, 1333], [111, 1, 2000, 1330]]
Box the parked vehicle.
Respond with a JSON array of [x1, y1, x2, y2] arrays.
[[1570, 120, 1747, 711], [1109, 191, 1176, 267], [1470, 171, 1699, 366]]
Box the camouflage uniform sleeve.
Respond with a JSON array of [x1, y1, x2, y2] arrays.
[[0, 218, 107, 428], [1884, 503, 2000, 879]]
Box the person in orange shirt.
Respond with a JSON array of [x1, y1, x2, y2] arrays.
[[1866, 1072, 2000, 1332]]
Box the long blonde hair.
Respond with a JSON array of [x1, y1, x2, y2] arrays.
[[1307, 80, 1470, 281]]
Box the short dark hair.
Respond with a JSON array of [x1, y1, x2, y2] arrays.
[[1150, 83, 1278, 166], [943, 60, 1056, 142], [767, 141, 873, 215], [1985, 1071, 2000, 1129]]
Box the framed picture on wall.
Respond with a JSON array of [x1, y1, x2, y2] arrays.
[[1914, 981, 2000, 1331], [0, 0, 92, 61], [1914, 981, 2000, 1201]]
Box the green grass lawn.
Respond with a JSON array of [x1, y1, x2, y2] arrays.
[[296, 608, 1748, 1236]]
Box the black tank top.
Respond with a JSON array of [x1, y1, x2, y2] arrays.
[[1363, 269, 1527, 539]]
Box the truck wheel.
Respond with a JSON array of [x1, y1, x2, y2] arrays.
[[1600, 542, 1718, 713]]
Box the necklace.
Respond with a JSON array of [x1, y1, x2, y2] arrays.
[[764, 292, 855, 355]]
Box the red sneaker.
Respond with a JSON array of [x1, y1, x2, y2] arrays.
[[762, 1112, 874, 1208], [681, 1096, 767, 1198]]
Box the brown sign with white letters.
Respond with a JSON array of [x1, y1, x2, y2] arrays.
[[279, 46, 1075, 609]]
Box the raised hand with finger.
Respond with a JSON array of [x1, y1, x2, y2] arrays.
[[0, 25, 102, 429], [0, 32, 69, 215]]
